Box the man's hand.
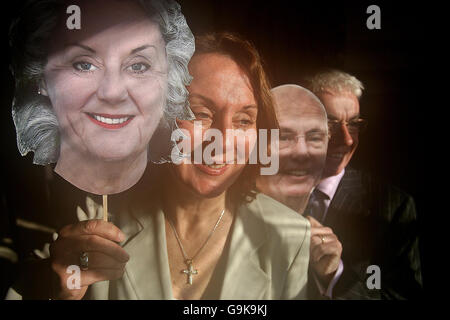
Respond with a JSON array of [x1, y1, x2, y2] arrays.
[[306, 216, 342, 287]]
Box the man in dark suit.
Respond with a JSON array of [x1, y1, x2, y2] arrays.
[[304, 70, 422, 299]]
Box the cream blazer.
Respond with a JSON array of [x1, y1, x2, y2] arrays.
[[85, 193, 310, 300]]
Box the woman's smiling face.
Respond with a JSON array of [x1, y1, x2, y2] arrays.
[[43, 0, 167, 162], [173, 53, 258, 198]]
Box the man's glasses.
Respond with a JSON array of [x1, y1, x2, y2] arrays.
[[328, 118, 367, 135]]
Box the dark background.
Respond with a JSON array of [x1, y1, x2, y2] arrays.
[[0, 0, 427, 290], [178, 0, 428, 288]]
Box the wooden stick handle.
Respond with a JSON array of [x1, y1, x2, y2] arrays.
[[102, 195, 108, 222]]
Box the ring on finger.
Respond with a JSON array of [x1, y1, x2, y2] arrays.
[[318, 235, 325, 244], [80, 252, 89, 270]]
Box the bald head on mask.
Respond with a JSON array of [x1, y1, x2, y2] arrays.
[[257, 84, 328, 213]]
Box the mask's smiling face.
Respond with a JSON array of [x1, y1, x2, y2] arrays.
[[257, 86, 328, 209], [43, 0, 167, 162], [276, 101, 328, 197]]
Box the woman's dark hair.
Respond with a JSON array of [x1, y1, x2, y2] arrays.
[[194, 32, 279, 206]]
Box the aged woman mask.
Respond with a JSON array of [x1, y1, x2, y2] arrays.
[[11, 0, 194, 194]]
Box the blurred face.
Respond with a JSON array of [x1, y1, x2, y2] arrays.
[[318, 91, 360, 177], [173, 53, 258, 198], [43, 0, 167, 162], [257, 87, 328, 205]]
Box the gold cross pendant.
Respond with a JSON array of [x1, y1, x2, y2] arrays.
[[182, 259, 198, 285]]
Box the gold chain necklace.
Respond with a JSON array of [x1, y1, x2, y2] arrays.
[[166, 208, 225, 285]]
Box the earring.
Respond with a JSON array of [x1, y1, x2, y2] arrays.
[[37, 88, 41, 95]]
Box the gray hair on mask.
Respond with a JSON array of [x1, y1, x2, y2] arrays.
[[9, 0, 194, 165]]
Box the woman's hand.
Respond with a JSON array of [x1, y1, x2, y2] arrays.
[[49, 219, 129, 300]]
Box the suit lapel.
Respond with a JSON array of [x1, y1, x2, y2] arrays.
[[211, 202, 270, 299], [323, 169, 375, 272], [111, 197, 270, 299], [324, 169, 366, 227], [120, 206, 173, 300]]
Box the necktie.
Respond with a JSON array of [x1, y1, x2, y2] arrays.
[[306, 189, 329, 223]]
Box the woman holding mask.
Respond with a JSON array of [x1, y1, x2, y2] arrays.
[[162, 32, 311, 300], [15, 33, 310, 300], [6, 0, 194, 299], [86, 33, 310, 300]]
